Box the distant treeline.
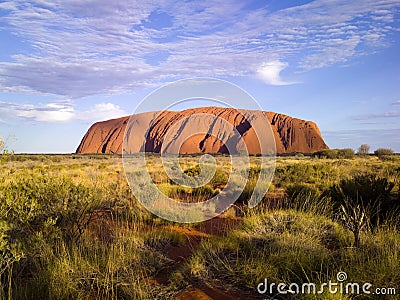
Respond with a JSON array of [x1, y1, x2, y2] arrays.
[[7, 149, 398, 162]]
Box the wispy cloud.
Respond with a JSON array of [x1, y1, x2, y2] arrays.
[[0, 100, 126, 122], [391, 100, 400, 105], [0, 100, 74, 122], [354, 111, 400, 120], [0, 0, 399, 97]]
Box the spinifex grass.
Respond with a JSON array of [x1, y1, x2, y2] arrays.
[[0, 154, 398, 299]]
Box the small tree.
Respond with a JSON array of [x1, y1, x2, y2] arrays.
[[1, 136, 6, 163], [0, 136, 13, 164], [0, 136, 4, 152], [357, 144, 370, 155], [328, 174, 395, 246], [340, 197, 367, 247]]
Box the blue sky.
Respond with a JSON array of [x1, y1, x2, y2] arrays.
[[0, 0, 399, 153]]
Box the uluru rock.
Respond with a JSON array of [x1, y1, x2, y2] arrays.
[[75, 111, 158, 154], [76, 107, 328, 154]]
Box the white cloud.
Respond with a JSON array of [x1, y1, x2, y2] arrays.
[[17, 102, 74, 122], [256, 61, 295, 86], [0, 100, 127, 123], [78, 103, 127, 121]]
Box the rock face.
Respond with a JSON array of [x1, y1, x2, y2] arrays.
[[76, 107, 328, 154]]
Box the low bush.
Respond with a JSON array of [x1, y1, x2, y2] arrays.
[[314, 148, 355, 159], [327, 173, 397, 246], [274, 162, 339, 187], [167, 184, 216, 202], [374, 148, 394, 157], [0, 174, 107, 297], [328, 174, 395, 222], [182, 165, 228, 188]]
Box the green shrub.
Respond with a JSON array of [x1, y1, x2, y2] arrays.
[[338, 148, 355, 158], [374, 148, 394, 157], [0, 174, 106, 297], [329, 174, 394, 215], [192, 185, 215, 198], [314, 148, 355, 159], [275, 162, 339, 186], [327, 173, 396, 246], [0, 137, 13, 164], [167, 184, 216, 202], [183, 165, 228, 188], [247, 166, 261, 178], [183, 165, 201, 177], [167, 185, 190, 198], [2, 175, 103, 243]]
